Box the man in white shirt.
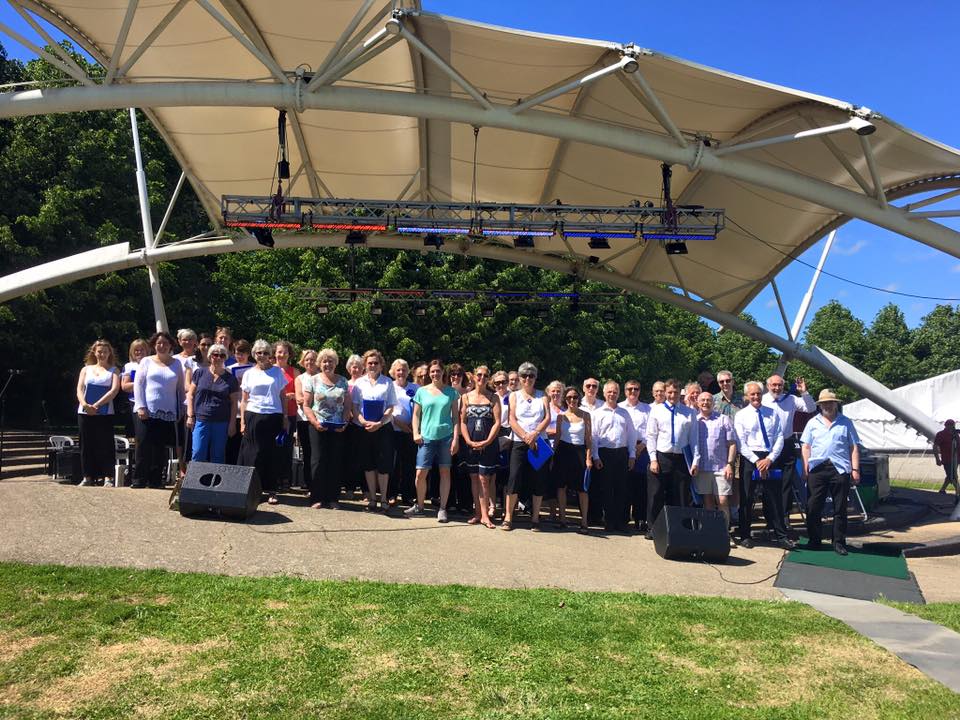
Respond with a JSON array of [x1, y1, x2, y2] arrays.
[[592, 381, 637, 533], [734, 381, 794, 549], [694, 392, 737, 530], [619, 379, 651, 532], [580, 378, 604, 412], [763, 374, 816, 521], [646, 379, 700, 538]]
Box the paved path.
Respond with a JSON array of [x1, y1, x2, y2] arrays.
[[783, 589, 960, 693], [0, 479, 785, 600]]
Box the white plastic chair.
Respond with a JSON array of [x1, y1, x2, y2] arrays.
[[48, 435, 74, 450]]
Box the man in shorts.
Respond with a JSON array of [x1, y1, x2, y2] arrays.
[[693, 392, 737, 534]]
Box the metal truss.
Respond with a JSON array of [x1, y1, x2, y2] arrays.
[[220, 196, 724, 239]]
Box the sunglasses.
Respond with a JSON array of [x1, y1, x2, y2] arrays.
[[209, 352, 226, 358], [565, 395, 579, 401], [585, 384, 598, 389], [626, 387, 640, 392], [493, 380, 505, 385], [520, 373, 535, 379], [719, 378, 733, 384], [254, 351, 269, 356], [449, 372, 462, 377]]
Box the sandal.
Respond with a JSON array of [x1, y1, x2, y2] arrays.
[[501, 520, 513, 531], [310, 502, 322, 509], [577, 525, 590, 535], [531, 522, 542, 533], [467, 516, 480, 525], [482, 520, 496, 529]]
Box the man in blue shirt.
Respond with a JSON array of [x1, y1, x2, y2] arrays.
[[800, 389, 861, 555]]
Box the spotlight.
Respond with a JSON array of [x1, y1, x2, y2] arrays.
[[536, 307, 549, 319], [513, 235, 535, 248], [849, 116, 876, 136], [371, 302, 383, 316], [588, 237, 611, 250], [602, 310, 615, 321], [414, 304, 427, 317], [423, 233, 444, 248], [665, 242, 688, 255], [588, 256, 600, 265], [252, 227, 274, 248], [278, 158, 290, 180], [316, 303, 329, 315], [482, 303, 496, 318], [345, 231, 366, 245]]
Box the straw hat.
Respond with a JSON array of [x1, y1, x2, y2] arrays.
[[815, 389, 840, 404]]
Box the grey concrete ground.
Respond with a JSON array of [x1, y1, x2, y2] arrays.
[[783, 589, 960, 693], [0, 478, 786, 600]]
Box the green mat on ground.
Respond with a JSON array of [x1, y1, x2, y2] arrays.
[[785, 540, 910, 580]]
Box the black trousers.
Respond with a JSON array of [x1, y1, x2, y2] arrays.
[[134, 417, 177, 488], [779, 439, 800, 519], [648, 451, 688, 527], [806, 460, 851, 545], [238, 412, 283, 493], [626, 449, 649, 527], [507, 441, 548, 497], [296, 419, 312, 488], [597, 447, 629, 531], [390, 432, 417, 501], [308, 425, 345, 504], [78, 413, 115, 479], [738, 452, 789, 542], [225, 417, 242, 464]]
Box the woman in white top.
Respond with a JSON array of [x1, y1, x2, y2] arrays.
[[121, 338, 150, 440], [553, 386, 594, 533], [505, 362, 551, 531], [350, 349, 397, 511], [132, 331, 184, 488], [75, 339, 120, 486], [238, 339, 289, 505], [545, 380, 565, 447]]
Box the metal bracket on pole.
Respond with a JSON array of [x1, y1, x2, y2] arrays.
[[130, 108, 168, 332], [715, 117, 875, 157]]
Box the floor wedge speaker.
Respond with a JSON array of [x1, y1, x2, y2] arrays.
[[179, 461, 261, 520], [652, 506, 730, 563]]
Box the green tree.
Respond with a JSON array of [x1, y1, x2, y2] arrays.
[[911, 304, 960, 379], [791, 300, 867, 402], [707, 313, 778, 387], [863, 303, 918, 388]]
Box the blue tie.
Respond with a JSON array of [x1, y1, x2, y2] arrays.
[[666, 402, 676, 445], [757, 407, 771, 450]]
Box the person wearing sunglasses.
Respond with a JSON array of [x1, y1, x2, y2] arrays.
[[506, 362, 551, 531], [580, 378, 604, 412], [238, 339, 288, 505], [619, 379, 651, 533], [553, 386, 593, 532], [351, 349, 398, 512], [186, 343, 240, 463], [460, 365, 501, 528]]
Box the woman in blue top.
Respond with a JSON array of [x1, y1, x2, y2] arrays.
[[186, 343, 240, 464], [75, 339, 120, 486], [302, 347, 353, 509], [405, 359, 460, 522]]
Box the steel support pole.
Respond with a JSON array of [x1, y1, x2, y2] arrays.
[[129, 108, 168, 332], [791, 229, 836, 341]]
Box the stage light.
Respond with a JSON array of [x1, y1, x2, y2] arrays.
[[396, 225, 469, 235], [602, 310, 616, 321], [536, 307, 549, 319], [345, 231, 366, 245], [414, 304, 427, 317], [482, 304, 496, 318], [226, 220, 300, 230], [482, 228, 553, 237], [514, 235, 535, 248], [642, 232, 715, 241], [252, 227, 274, 248], [665, 242, 688, 255], [423, 234, 444, 248], [313, 223, 387, 232], [564, 230, 635, 240], [316, 303, 329, 315], [587, 237, 610, 250], [371, 302, 383, 316], [849, 116, 876, 136]]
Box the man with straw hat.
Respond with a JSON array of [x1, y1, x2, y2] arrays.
[[800, 389, 861, 555]]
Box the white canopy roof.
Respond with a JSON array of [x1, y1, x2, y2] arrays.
[[17, 0, 960, 313]]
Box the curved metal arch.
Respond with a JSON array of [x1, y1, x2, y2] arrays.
[[0, 80, 956, 266], [0, 230, 939, 439]]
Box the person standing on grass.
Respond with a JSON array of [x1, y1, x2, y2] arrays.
[[407, 359, 460, 521], [133, 332, 184, 489], [801, 389, 861, 555], [302, 348, 352, 509]]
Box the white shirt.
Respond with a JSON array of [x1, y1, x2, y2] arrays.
[[510, 390, 547, 442], [391, 381, 418, 431], [241, 366, 287, 415], [591, 404, 638, 460], [580, 397, 604, 414], [618, 400, 650, 449], [351, 374, 398, 422], [734, 404, 784, 464], [134, 357, 183, 420], [762, 391, 816, 438], [78, 365, 117, 415], [646, 402, 699, 459]]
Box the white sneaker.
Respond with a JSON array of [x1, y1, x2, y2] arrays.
[[78, 478, 91, 486], [104, 479, 115, 488], [438, 508, 449, 523], [404, 504, 425, 517]]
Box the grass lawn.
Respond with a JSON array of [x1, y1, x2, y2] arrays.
[[0, 562, 957, 719], [888, 602, 960, 636]]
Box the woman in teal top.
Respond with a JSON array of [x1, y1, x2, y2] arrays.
[[406, 359, 460, 523]]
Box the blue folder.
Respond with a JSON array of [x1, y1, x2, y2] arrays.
[[582, 467, 591, 492], [527, 435, 553, 470], [362, 399, 385, 423], [84, 383, 110, 415]]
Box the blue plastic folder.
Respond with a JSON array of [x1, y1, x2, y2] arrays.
[[84, 384, 110, 415], [362, 399, 385, 423], [527, 435, 553, 470], [582, 467, 591, 492]]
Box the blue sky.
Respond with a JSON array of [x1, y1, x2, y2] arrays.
[[1, 1, 958, 336]]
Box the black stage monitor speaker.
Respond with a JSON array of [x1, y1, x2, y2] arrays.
[[179, 461, 261, 520], [652, 506, 730, 563]]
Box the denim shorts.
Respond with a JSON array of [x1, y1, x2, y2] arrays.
[[416, 436, 453, 469]]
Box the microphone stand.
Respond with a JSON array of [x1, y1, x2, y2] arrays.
[[0, 370, 17, 478]]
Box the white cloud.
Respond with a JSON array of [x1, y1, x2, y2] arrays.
[[832, 239, 867, 256]]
